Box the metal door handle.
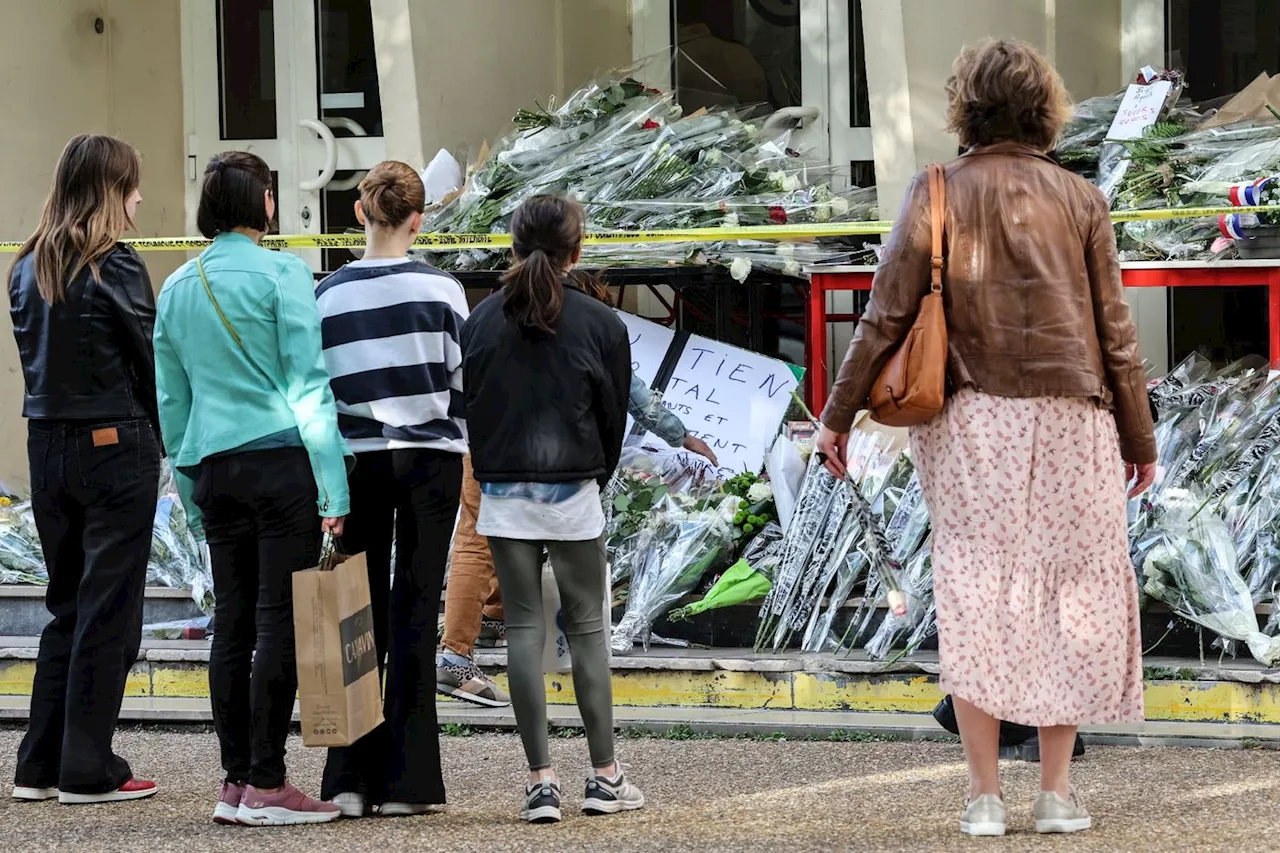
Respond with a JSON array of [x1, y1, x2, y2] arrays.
[[299, 119, 338, 191]]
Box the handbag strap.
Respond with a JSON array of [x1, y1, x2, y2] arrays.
[[927, 163, 947, 295], [196, 255, 247, 351], [195, 253, 283, 398]]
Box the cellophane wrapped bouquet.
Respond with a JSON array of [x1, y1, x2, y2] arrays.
[[417, 67, 881, 279]]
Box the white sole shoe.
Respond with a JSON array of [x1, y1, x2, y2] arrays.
[[1036, 816, 1093, 834], [236, 804, 341, 826], [212, 801, 240, 824], [520, 804, 562, 824], [331, 792, 366, 818], [380, 802, 433, 817], [961, 820, 1007, 837], [59, 787, 158, 804], [436, 683, 511, 708], [12, 786, 59, 802]]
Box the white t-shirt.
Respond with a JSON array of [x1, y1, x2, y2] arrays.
[[475, 480, 605, 542]]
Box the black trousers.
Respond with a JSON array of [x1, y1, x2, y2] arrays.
[[321, 449, 462, 806], [15, 419, 159, 794], [195, 447, 321, 790]]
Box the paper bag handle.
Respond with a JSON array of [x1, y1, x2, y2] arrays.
[[318, 533, 340, 572]]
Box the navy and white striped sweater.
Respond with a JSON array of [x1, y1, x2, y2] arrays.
[[315, 258, 469, 455]]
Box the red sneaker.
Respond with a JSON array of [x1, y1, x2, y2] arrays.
[[59, 778, 158, 804], [236, 782, 340, 826], [213, 782, 246, 825]]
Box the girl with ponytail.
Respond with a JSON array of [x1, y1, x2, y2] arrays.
[[461, 194, 642, 824]]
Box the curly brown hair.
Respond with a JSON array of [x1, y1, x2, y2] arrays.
[[945, 40, 1072, 151]]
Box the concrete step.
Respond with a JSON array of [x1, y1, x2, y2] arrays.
[[0, 586, 203, 636], [0, 695, 1274, 750], [3, 639, 1280, 727]]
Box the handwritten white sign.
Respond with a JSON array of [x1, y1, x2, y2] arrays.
[[615, 309, 673, 385], [1099, 81, 1173, 198]]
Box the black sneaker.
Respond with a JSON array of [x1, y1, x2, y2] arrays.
[[476, 617, 507, 648], [521, 780, 561, 824], [582, 771, 645, 816]]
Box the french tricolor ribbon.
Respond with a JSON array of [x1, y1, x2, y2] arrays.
[[1229, 177, 1275, 207], [1221, 213, 1260, 239]]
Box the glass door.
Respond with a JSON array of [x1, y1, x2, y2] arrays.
[[182, 0, 388, 273]]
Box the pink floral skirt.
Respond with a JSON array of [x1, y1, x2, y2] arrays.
[[909, 390, 1144, 726]]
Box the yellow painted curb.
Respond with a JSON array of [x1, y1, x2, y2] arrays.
[[5, 659, 1280, 724]]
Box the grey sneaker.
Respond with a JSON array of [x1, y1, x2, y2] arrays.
[[436, 659, 511, 707], [521, 780, 561, 824], [582, 771, 645, 816], [960, 794, 1006, 837], [1034, 790, 1092, 834]]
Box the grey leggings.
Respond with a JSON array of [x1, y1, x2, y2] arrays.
[[487, 536, 614, 771]]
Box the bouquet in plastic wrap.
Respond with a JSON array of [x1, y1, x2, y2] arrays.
[[0, 501, 46, 585], [754, 430, 906, 652], [148, 463, 213, 611], [862, 538, 936, 660], [416, 66, 882, 278], [1139, 487, 1280, 666], [603, 444, 723, 585], [610, 490, 738, 652]]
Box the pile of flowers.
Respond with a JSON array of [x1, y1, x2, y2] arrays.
[[1055, 71, 1280, 260], [416, 70, 881, 280], [0, 462, 212, 611]]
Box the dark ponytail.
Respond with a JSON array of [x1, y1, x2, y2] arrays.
[[501, 194, 585, 334]]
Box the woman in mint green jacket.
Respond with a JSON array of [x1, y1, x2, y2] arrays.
[[154, 151, 350, 827]]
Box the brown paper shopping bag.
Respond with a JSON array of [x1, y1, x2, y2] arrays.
[[292, 543, 383, 747]]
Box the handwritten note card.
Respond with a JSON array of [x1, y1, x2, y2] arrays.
[[1098, 81, 1173, 198]]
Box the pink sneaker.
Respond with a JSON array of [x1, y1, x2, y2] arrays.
[[213, 782, 246, 825], [236, 782, 340, 826]]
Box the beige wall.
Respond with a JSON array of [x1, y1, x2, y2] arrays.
[[395, 0, 631, 166], [0, 0, 184, 490], [866, 0, 1124, 213]]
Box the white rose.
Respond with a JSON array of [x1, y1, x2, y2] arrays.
[[747, 482, 773, 503], [776, 243, 796, 259], [831, 196, 851, 217], [744, 123, 759, 139], [784, 260, 802, 277], [767, 170, 787, 189], [718, 495, 743, 524], [815, 203, 833, 223], [729, 257, 753, 282], [722, 212, 740, 228], [705, 149, 725, 166], [782, 175, 802, 192]]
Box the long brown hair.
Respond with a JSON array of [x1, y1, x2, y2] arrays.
[[358, 160, 425, 227], [12, 135, 141, 303], [501, 195, 585, 334]]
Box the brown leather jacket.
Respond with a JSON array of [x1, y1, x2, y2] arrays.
[[821, 143, 1156, 464]]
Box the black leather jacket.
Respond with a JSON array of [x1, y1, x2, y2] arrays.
[[461, 286, 631, 487], [9, 244, 159, 432]]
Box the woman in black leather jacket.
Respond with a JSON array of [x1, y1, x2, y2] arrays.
[[7, 135, 160, 805]]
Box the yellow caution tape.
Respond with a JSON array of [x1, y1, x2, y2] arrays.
[[0, 204, 1273, 253]]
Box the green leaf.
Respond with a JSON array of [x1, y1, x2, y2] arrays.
[[613, 494, 632, 512]]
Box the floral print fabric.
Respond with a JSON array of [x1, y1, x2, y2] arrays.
[[909, 390, 1145, 726]]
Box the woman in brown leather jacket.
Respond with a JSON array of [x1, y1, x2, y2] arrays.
[[814, 41, 1157, 838]]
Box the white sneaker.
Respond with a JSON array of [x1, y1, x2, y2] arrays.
[[331, 791, 366, 818], [12, 786, 59, 802], [379, 802, 432, 817], [960, 794, 1006, 837], [582, 770, 645, 815], [1034, 789, 1092, 834]]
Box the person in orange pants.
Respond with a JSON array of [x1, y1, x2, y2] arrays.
[[435, 455, 512, 706]]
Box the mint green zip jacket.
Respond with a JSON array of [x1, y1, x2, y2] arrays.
[[154, 232, 351, 535]]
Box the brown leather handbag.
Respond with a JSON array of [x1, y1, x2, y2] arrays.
[[868, 163, 948, 427]]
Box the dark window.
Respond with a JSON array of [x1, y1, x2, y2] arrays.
[[217, 0, 277, 140], [1166, 1, 1274, 364], [849, 0, 871, 127], [674, 0, 801, 114]]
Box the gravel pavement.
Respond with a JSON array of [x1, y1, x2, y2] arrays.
[[0, 725, 1275, 852]]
